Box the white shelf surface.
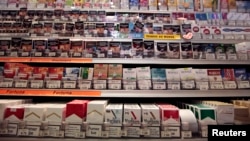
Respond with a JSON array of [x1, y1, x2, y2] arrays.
[[92, 58, 250, 65], [0, 137, 207, 141], [100, 90, 250, 97], [1, 89, 249, 98]]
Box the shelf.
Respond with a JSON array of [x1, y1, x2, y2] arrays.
[[0, 36, 248, 44], [0, 88, 249, 97], [0, 57, 249, 65], [0, 137, 207, 141], [91, 58, 250, 65]]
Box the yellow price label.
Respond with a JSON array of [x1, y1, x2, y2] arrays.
[[144, 34, 181, 40]]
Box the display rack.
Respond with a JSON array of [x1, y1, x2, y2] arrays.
[[0, 89, 249, 97], [1, 1, 250, 141], [1, 57, 250, 65]]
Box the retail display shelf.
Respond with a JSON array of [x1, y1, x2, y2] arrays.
[[0, 137, 207, 141], [0, 88, 249, 97], [0, 36, 247, 44], [0, 57, 249, 65], [91, 58, 250, 65]]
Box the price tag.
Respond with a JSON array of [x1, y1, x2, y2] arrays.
[[238, 81, 250, 89], [199, 84, 209, 90], [43, 130, 49, 136], [224, 34, 234, 40], [224, 81, 237, 89], [109, 83, 121, 89], [213, 34, 224, 40], [48, 126, 60, 131], [121, 130, 127, 136], [94, 83, 105, 89], [234, 34, 245, 40], [75, 132, 85, 139], [182, 82, 194, 89], [48, 52, 56, 57], [98, 53, 105, 58], [216, 54, 226, 60], [182, 131, 192, 138], [202, 34, 213, 40], [153, 82, 166, 90], [85, 54, 93, 58], [26, 126, 40, 137], [7, 124, 18, 135], [34, 52, 42, 57], [210, 82, 224, 89], [238, 54, 248, 60], [21, 52, 29, 57], [73, 53, 81, 57], [15, 80, 28, 88], [227, 54, 237, 60], [124, 85, 136, 90], [87, 125, 102, 137], [57, 131, 64, 138], [0, 129, 8, 135], [65, 124, 81, 131], [49, 130, 58, 137], [140, 129, 150, 136], [52, 34, 59, 37], [39, 130, 44, 137], [17, 129, 29, 136], [139, 84, 150, 90], [46, 81, 61, 89], [102, 131, 109, 138], [201, 130, 208, 137], [30, 81, 43, 88], [60, 52, 68, 57], [228, 21, 235, 26], [206, 53, 215, 60], [79, 81, 91, 89], [161, 131, 171, 138], [171, 84, 180, 90], [63, 81, 76, 89], [0, 81, 13, 87], [164, 126, 180, 137], [10, 52, 18, 57], [0, 51, 4, 56]]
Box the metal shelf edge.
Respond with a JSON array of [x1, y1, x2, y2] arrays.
[[0, 137, 207, 141]]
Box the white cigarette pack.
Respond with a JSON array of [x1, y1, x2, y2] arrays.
[[86, 100, 108, 124], [140, 104, 160, 126], [105, 103, 123, 126], [123, 104, 141, 126], [23, 104, 47, 125], [45, 104, 66, 125]]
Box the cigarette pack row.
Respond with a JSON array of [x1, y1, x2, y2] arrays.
[[0, 0, 247, 13], [1, 100, 181, 127], [1, 63, 250, 89], [2, 38, 247, 60]]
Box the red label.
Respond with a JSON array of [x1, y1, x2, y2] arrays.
[[4, 107, 25, 120], [203, 29, 210, 34], [193, 27, 199, 32], [222, 69, 235, 81], [162, 109, 179, 121], [207, 69, 221, 76], [66, 100, 89, 119], [214, 29, 221, 34]]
